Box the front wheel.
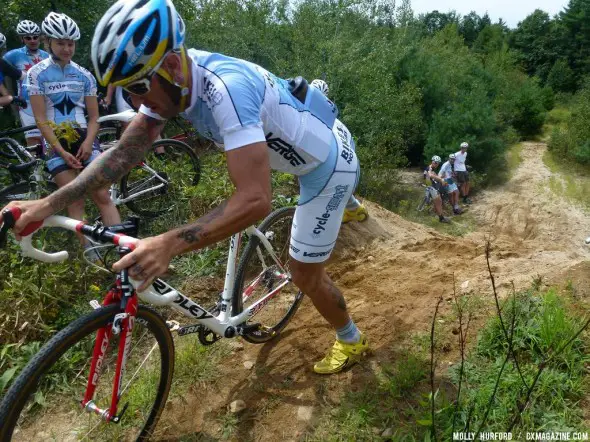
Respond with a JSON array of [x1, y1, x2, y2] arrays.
[[233, 206, 304, 344], [121, 139, 201, 221], [0, 304, 174, 441]]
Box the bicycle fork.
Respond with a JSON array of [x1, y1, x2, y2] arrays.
[[81, 248, 138, 423]]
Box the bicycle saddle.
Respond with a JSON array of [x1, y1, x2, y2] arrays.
[[97, 109, 137, 124]]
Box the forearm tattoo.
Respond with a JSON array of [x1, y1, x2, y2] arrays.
[[176, 201, 228, 245], [47, 118, 165, 213]]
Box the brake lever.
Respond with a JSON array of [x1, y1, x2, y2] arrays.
[[0, 209, 16, 248]]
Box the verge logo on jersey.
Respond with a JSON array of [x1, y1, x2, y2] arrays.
[[265, 132, 307, 167]]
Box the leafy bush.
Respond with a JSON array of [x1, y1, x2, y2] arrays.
[[548, 87, 590, 164]]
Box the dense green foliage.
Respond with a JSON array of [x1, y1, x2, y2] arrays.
[[2, 0, 551, 171], [509, 0, 590, 93], [548, 85, 590, 164]]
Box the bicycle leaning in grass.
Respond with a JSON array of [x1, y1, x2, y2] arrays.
[[0, 205, 302, 440], [0, 121, 200, 224]]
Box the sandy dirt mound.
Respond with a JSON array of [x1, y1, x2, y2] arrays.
[[156, 142, 590, 441]]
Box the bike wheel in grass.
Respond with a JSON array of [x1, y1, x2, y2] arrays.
[[0, 181, 58, 205], [0, 137, 27, 162], [97, 126, 119, 151], [121, 139, 201, 222], [232, 206, 304, 344], [0, 304, 174, 442]]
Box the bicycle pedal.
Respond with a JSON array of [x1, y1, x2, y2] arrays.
[[166, 320, 180, 331], [198, 326, 221, 345]]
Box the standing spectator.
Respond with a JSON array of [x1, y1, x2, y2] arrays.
[[26, 12, 120, 254], [0, 32, 22, 107], [438, 153, 462, 214], [454, 142, 472, 204], [3, 20, 49, 147]]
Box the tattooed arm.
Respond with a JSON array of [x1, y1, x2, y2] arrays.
[[112, 141, 272, 289], [46, 113, 164, 213], [0, 113, 164, 231], [165, 141, 272, 253]]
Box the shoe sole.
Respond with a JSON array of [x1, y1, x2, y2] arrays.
[[313, 347, 371, 375]]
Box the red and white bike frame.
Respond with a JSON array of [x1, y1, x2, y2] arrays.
[[6, 211, 291, 422]]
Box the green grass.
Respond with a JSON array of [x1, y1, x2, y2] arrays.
[[507, 143, 524, 178], [306, 287, 590, 440], [217, 411, 240, 439], [171, 335, 231, 391], [542, 106, 572, 141], [544, 150, 590, 207], [391, 188, 478, 236]]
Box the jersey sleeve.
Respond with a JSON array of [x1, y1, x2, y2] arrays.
[[80, 66, 97, 96], [207, 71, 266, 151], [0, 71, 4, 84], [3, 50, 17, 65], [25, 65, 44, 95]]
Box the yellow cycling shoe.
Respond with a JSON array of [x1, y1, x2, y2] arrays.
[[314, 334, 370, 375], [342, 204, 369, 223]]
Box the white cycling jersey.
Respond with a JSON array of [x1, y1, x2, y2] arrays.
[[26, 57, 97, 128], [140, 49, 358, 263], [439, 161, 454, 180], [454, 151, 468, 172], [140, 49, 339, 176]]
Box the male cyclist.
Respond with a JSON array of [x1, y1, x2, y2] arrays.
[[3, 20, 49, 146], [424, 156, 451, 223], [0, 33, 26, 84], [2, 0, 369, 375], [454, 141, 472, 204], [0, 32, 25, 108], [438, 153, 462, 215], [310, 78, 368, 224]]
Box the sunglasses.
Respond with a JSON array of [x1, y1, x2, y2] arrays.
[[24, 36, 39, 41], [122, 59, 175, 96]]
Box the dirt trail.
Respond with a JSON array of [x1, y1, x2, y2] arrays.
[[159, 142, 590, 440]]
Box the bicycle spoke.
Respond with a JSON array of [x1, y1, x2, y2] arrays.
[[2, 306, 173, 442]]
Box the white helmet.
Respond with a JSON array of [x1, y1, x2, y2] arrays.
[[42, 12, 80, 40], [460, 142, 469, 149], [311, 79, 329, 96], [431, 155, 441, 163], [16, 20, 41, 36], [449, 153, 456, 160], [0, 33, 6, 49]]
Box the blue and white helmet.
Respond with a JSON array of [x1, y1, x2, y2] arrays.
[[431, 155, 441, 163], [16, 20, 41, 36], [91, 0, 186, 87], [311, 79, 329, 96]]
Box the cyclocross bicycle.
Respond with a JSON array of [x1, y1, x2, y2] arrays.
[[0, 205, 302, 440]]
